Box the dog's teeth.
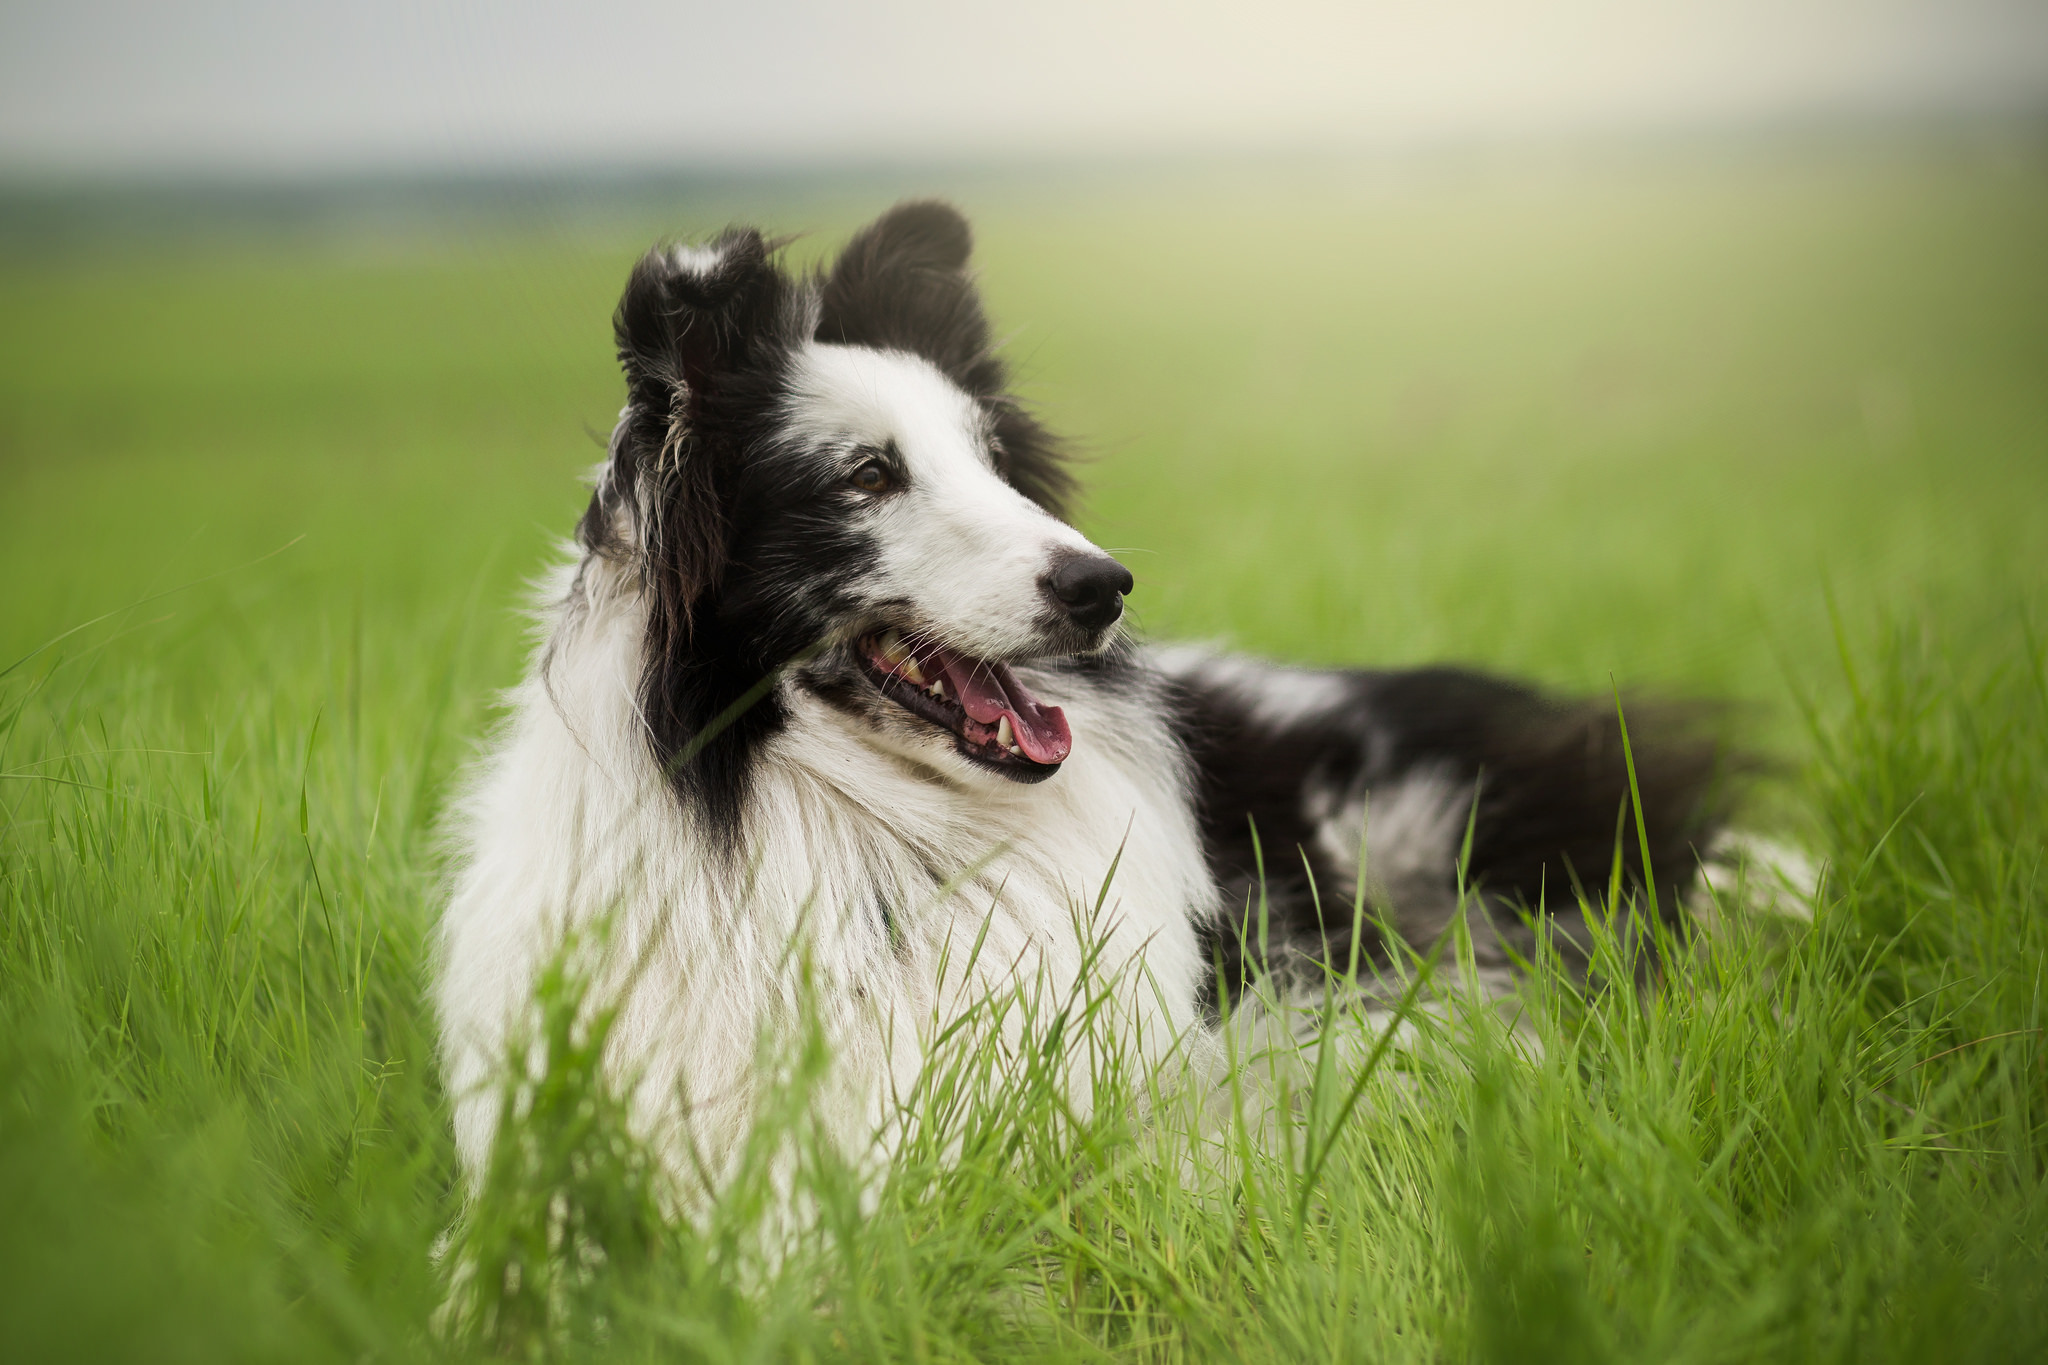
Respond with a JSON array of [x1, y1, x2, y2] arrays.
[[928, 678, 946, 699], [877, 631, 927, 683], [996, 715, 1014, 749]]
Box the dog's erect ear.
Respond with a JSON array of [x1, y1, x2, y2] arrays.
[[818, 201, 987, 385], [834, 199, 974, 278], [819, 200, 1074, 516]]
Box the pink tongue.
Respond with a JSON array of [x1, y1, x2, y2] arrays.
[[928, 648, 1072, 764]]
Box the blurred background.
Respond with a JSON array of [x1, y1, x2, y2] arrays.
[[7, 2, 2047, 173], [2, 0, 2045, 715]]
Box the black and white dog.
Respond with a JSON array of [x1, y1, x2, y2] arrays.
[[437, 201, 1744, 1184]]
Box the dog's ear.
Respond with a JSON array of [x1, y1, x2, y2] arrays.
[[615, 228, 789, 417], [819, 200, 1074, 515], [818, 200, 985, 385], [585, 229, 798, 609]]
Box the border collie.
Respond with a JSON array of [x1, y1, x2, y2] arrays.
[[436, 201, 1743, 1188]]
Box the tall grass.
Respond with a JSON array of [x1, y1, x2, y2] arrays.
[[3, 146, 2045, 1358], [6, 605, 2042, 1362]]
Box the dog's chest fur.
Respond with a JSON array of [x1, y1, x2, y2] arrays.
[[436, 557, 1216, 1177]]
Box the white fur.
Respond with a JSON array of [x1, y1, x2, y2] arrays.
[[1307, 766, 1471, 921], [667, 243, 727, 274], [1696, 832, 1823, 923], [1151, 645, 1356, 730]]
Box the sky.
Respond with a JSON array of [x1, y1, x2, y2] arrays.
[[2, 0, 2046, 176]]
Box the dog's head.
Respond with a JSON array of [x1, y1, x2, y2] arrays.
[[580, 201, 1132, 830]]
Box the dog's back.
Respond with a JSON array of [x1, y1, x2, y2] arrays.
[[1158, 649, 1735, 1001]]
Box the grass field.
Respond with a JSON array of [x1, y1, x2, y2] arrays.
[[3, 142, 2046, 1361]]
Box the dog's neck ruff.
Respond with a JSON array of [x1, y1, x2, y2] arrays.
[[435, 555, 1216, 1186]]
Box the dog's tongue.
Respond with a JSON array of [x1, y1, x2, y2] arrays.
[[929, 647, 1072, 764]]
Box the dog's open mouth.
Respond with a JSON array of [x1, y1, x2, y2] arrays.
[[857, 629, 1072, 780]]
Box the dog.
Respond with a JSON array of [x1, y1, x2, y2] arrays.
[[435, 200, 1743, 1191]]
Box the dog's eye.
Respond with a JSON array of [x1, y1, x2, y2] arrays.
[[849, 461, 894, 494]]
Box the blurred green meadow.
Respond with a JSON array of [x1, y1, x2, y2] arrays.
[[3, 142, 2046, 1361], [7, 148, 2045, 704]]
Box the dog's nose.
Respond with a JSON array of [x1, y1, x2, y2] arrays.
[[1045, 553, 1134, 631]]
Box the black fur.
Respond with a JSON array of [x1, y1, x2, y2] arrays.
[[582, 229, 843, 841], [1174, 666, 1737, 1001]]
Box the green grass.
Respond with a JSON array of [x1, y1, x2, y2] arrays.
[[3, 143, 2046, 1361]]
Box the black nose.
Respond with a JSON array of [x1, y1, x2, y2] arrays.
[[1045, 553, 1134, 631]]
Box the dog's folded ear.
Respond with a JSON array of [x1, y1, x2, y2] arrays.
[[587, 229, 801, 603], [614, 228, 793, 415]]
